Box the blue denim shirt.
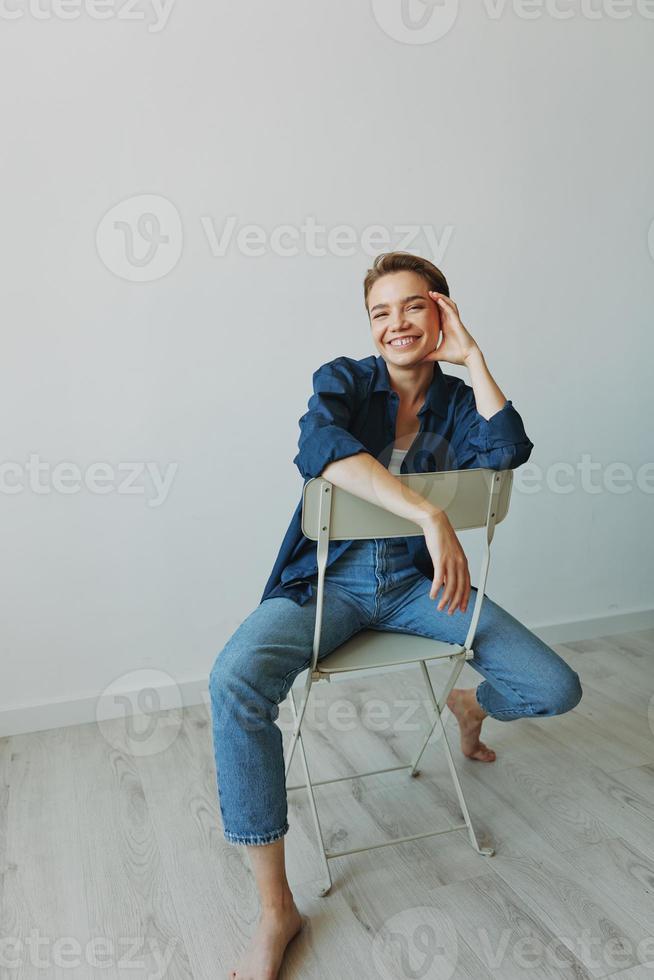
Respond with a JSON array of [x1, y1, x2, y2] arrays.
[[260, 353, 534, 607]]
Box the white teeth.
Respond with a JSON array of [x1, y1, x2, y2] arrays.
[[390, 336, 418, 347]]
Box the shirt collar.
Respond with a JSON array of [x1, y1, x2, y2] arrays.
[[373, 354, 449, 419]]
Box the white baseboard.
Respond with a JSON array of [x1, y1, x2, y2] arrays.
[[530, 606, 654, 646], [0, 681, 215, 740], [1, 607, 652, 738]]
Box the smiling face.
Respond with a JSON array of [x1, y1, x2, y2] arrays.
[[367, 270, 441, 364]]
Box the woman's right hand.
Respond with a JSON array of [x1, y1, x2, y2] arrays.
[[419, 510, 471, 615]]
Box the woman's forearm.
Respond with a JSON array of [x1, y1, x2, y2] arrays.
[[463, 347, 508, 420], [321, 452, 443, 528]]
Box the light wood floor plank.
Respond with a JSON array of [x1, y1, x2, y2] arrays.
[[423, 872, 594, 978], [2, 727, 91, 979], [72, 719, 193, 979], [486, 844, 652, 977], [557, 837, 654, 935]]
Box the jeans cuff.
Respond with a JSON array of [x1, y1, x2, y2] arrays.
[[474, 685, 488, 714], [223, 820, 289, 846], [476, 684, 533, 722]]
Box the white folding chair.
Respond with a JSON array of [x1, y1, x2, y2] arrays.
[[284, 467, 512, 896]]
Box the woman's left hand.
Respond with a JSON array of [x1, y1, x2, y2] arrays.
[[419, 292, 480, 367]]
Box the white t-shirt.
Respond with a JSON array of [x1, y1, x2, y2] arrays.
[[388, 447, 408, 476]]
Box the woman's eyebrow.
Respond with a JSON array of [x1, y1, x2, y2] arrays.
[[369, 294, 427, 314]]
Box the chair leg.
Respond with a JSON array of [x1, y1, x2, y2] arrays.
[[413, 660, 495, 858], [287, 683, 333, 896], [408, 655, 465, 776], [284, 666, 314, 781]]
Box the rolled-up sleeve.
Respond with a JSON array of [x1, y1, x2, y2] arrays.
[[293, 358, 371, 480], [452, 385, 534, 470]]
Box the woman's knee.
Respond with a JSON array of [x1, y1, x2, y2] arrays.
[[208, 636, 271, 725], [208, 643, 233, 705], [209, 641, 237, 715], [208, 610, 270, 706], [210, 645, 277, 737], [535, 665, 583, 717]]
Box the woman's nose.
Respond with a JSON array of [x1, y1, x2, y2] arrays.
[[386, 311, 407, 330]]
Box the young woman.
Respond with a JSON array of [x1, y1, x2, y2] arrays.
[[209, 252, 583, 980]]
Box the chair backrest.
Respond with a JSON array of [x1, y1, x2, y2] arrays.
[[300, 468, 514, 670], [301, 467, 512, 541]]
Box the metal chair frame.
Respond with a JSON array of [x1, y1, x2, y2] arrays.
[[284, 467, 512, 896]]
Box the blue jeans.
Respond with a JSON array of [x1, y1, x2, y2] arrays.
[[208, 537, 582, 846]]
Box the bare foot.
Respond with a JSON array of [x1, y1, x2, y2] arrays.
[[229, 901, 306, 980], [445, 688, 496, 762]]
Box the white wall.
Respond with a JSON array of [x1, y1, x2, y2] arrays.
[[1, 0, 653, 730]]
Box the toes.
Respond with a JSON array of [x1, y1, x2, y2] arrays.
[[468, 746, 496, 761]]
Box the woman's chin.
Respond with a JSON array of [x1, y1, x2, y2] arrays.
[[385, 346, 423, 360]]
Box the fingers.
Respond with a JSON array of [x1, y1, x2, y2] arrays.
[[427, 525, 470, 614], [437, 559, 457, 612], [436, 558, 471, 615], [461, 565, 471, 613], [448, 559, 469, 616], [430, 561, 446, 601], [428, 291, 458, 312]]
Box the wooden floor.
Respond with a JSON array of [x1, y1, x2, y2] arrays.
[[2, 628, 654, 978]]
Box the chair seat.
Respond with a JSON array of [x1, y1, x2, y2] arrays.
[[317, 628, 466, 674]]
